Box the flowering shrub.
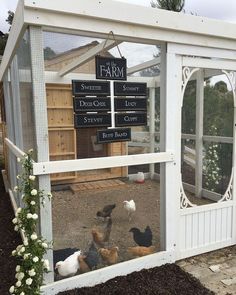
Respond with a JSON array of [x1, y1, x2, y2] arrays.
[[204, 127, 221, 192], [10, 149, 52, 295]]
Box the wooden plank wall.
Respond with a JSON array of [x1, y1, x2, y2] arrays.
[[46, 83, 127, 184]]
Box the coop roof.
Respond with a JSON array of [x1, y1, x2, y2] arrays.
[[1, 0, 236, 80]]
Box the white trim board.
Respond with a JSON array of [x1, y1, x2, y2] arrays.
[[23, 0, 236, 41], [33, 152, 174, 175], [41, 250, 175, 295]]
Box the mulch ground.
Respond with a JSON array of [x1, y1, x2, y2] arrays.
[[0, 169, 215, 295], [0, 167, 21, 295], [58, 264, 215, 295]]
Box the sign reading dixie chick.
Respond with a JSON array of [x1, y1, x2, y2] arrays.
[[96, 56, 127, 80]]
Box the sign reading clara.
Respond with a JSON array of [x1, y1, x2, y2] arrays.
[[95, 56, 127, 80]]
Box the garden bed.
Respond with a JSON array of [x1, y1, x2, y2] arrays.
[[57, 263, 214, 295]]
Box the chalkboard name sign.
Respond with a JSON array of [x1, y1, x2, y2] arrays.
[[72, 80, 110, 96], [116, 113, 147, 127], [115, 98, 147, 111], [74, 113, 111, 128], [114, 82, 147, 96], [97, 128, 131, 143], [96, 56, 127, 81], [74, 97, 111, 112]]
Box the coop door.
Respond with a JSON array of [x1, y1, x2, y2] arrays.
[[178, 55, 236, 259]]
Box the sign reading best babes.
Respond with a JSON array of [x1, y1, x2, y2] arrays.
[[95, 56, 127, 80]]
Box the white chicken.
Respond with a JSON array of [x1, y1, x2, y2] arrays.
[[55, 250, 81, 277], [123, 200, 136, 222]]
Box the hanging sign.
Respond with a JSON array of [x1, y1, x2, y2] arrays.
[[116, 113, 147, 127], [74, 113, 111, 128], [95, 56, 127, 80], [114, 82, 147, 96], [97, 128, 131, 143], [72, 80, 110, 96], [115, 98, 147, 111], [74, 97, 111, 112]]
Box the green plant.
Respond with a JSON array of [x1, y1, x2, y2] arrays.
[[204, 127, 221, 192], [10, 149, 52, 295]]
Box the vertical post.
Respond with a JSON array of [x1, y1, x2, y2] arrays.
[[160, 43, 182, 253], [110, 80, 115, 128], [29, 26, 53, 283], [232, 103, 236, 244], [149, 87, 155, 178], [195, 70, 204, 197], [160, 43, 167, 251]]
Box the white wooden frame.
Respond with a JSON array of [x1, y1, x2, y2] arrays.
[[1, 0, 236, 292]]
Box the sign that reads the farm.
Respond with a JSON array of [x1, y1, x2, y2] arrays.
[[74, 97, 111, 112], [72, 80, 110, 96], [114, 82, 147, 96], [74, 113, 111, 128], [97, 128, 131, 144], [115, 98, 147, 111], [116, 113, 147, 127], [95, 56, 127, 80]]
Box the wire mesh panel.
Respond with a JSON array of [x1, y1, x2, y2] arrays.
[[16, 29, 36, 152]]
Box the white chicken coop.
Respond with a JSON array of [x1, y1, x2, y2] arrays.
[[1, 0, 236, 293]]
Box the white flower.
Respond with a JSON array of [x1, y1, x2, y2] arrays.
[[29, 175, 36, 181], [47, 192, 52, 198], [31, 233, 37, 240], [20, 246, 25, 253], [42, 242, 48, 248], [12, 218, 18, 224], [16, 208, 22, 214], [28, 269, 36, 277], [27, 213, 33, 219], [43, 259, 50, 270], [23, 239, 28, 246], [12, 250, 17, 256], [20, 292, 25, 295], [32, 213, 38, 220], [17, 272, 24, 281], [23, 253, 30, 260], [14, 186, 18, 192], [31, 189, 37, 196], [28, 148, 34, 153], [26, 278, 33, 285], [21, 194, 25, 199], [9, 286, 15, 293], [16, 265, 20, 272], [14, 225, 19, 232], [33, 256, 39, 262], [30, 201, 36, 205], [16, 280, 22, 287], [16, 175, 20, 179], [17, 157, 21, 163]]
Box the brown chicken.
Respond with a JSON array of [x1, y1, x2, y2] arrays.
[[98, 246, 119, 265], [91, 217, 112, 247], [78, 255, 90, 273], [127, 246, 156, 257]]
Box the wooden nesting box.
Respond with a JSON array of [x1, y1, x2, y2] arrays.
[[46, 83, 127, 184]]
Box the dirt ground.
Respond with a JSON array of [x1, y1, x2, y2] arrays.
[[52, 179, 161, 263], [52, 179, 212, 268]]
